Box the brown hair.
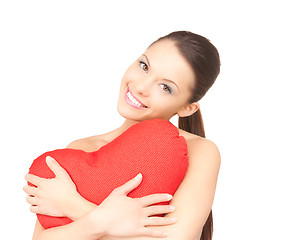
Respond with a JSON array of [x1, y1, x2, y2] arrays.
[[153, 31, 221, 240]]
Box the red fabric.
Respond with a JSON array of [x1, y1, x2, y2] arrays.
[[28, 118, 189, 229]]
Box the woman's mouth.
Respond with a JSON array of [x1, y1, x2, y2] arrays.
[[124, 87, 148, 109]]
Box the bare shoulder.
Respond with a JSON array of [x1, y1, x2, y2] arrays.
[[178, 128, 221, 167], [188, 138, 221, 167], [66, 135, 108, 152]]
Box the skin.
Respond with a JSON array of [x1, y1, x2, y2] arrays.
[[24, 39, 221, 240]]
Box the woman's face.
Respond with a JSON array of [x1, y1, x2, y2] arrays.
[[117, 39, 196, 122]]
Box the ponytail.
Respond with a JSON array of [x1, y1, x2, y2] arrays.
[[178, 109, 213, 240], [178, 109, 205, 138]]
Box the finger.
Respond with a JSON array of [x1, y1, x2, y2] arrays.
[[26, 195, 38, 205], [23, 185, 38, 196], [115, 173, 143, 195], [30, 205, 40, 214], [140, 193, 173, 207], [46, 156, 67, 177], [137, 227, 168, 238], [25, 174, 43, 187], [144, 205, 175, 216], [143, 216, 177, 226]]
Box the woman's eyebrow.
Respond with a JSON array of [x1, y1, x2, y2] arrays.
[[142, 53, 180, 93], [142, 54, 151, 67]]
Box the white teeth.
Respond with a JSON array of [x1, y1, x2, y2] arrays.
[[127, 91, 144, 107]]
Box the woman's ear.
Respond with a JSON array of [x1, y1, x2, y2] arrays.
[[177, 102, 200, 118]]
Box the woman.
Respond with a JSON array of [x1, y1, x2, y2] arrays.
[[24, 31, 221, 240]]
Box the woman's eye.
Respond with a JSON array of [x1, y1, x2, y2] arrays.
[[139, 60, 149, 72], [160, 84, 173, 94]]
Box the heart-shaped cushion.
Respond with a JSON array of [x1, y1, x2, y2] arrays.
[[28, 118, 189, 229]]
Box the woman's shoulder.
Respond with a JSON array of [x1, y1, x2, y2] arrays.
[[66, 134, 109, 152], [178, 128, 221, 165]]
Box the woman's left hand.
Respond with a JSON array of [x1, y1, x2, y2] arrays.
[[23, 156, 84, 219]]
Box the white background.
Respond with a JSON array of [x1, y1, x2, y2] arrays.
[[1, 0, 291, 239]]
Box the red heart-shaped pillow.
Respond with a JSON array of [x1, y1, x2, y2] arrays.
[[28, 118, 189, 229]]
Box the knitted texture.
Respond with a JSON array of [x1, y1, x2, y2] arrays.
[[28, 118, 189, 229]]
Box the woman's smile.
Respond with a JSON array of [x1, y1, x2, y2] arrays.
[[124, 87, 148, 109]]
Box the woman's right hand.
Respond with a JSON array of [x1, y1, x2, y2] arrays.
[[88, 173, 176, 239]]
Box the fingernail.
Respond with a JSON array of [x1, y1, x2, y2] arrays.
[[169, 205, 175, 211], [135, 173, 142, 179], [46, 156, 53, 162], [167, 194, 173, 200]]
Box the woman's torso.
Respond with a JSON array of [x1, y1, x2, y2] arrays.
[[67, 125, 203, 240]]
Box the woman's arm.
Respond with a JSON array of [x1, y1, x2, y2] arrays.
[[26, 170, 176, 240], [32, 216, 105, 240], [162, 138, 220, 239], [100, 138, 221, 240]]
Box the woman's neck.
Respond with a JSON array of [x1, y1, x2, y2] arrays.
[[102, 118, 141, 143], [119, 119, 141, 132]]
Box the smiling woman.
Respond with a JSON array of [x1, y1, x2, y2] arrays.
[[24, 31, 221, 240], [117, 38, 198, 122]]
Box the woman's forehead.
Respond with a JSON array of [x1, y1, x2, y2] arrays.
[[145, 39, 179, 60]]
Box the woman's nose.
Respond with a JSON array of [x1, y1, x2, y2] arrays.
[[134, 78, 152, 97]]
